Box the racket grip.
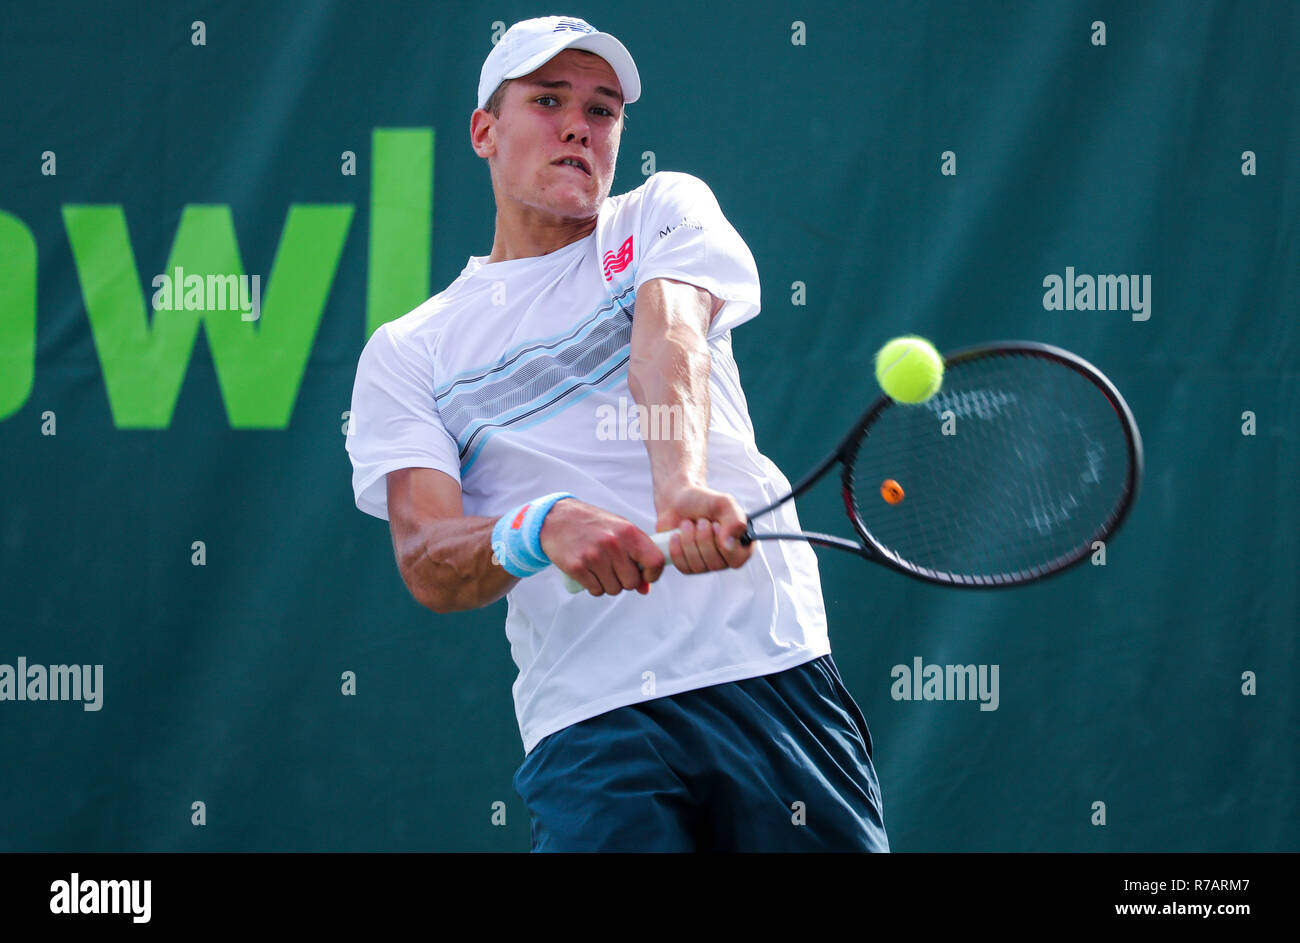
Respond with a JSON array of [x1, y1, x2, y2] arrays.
[[562, 530, 678, 594]]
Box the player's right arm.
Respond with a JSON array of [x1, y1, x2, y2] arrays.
[[387, 468, 667, 613], [386, 467, 512, 614]]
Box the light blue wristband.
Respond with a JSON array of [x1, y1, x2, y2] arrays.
[[491, 493, 577, 578]]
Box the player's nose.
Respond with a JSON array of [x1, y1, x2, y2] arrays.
[[560, 108, 593, 142]]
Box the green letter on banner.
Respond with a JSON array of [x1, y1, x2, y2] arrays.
[[0, 212, 37, 420], [64, 203, 352, 428], [367, 127, 434, 339]]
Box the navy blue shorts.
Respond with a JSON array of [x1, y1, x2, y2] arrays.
[[513, 654, 889, 852]]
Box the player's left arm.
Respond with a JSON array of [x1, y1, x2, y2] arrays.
[[627, 277, 753, 573]]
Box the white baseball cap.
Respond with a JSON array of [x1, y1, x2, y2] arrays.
[[477, 15, 641, 111]]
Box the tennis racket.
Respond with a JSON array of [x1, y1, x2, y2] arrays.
[[562, 340, 1143, 592]]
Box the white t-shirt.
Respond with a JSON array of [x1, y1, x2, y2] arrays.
[[347, 171, 829, 754]]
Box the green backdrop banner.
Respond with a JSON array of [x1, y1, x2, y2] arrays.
[[1, 0, 1295, 851]]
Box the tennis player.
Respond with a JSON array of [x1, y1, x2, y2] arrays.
[[346, 15, 888, 852]]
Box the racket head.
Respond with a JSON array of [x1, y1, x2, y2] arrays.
[[838, 341, 1144, 587]]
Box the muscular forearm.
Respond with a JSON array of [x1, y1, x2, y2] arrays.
[[621, 279, 750, 569], [395, 515, 519, 614], [627, 325, 712, 512]]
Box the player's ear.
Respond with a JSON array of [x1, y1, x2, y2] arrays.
[[470, 109, 496, 158]]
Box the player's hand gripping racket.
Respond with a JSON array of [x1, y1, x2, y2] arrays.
[[562, 341, 1143, 592]]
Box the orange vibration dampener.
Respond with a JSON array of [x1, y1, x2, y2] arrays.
[[881, 479, 905, 504]]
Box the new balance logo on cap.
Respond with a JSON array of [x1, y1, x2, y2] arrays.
[[553, 18, 596, 33]]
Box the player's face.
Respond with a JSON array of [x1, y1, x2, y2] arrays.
[[485, 49, 624, 222]]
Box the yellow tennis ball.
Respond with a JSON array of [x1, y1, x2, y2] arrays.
[[874, 336, 944, 404]]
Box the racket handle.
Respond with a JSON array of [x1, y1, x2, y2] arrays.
[[562, 530, 678, 594]]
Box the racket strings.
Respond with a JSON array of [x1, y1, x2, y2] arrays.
[[848, 352, 1133, 583]]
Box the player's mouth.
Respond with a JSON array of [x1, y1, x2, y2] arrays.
[[553, 156, 591, 176]]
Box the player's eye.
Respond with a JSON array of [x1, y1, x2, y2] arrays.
[[534, 96, 616, 119]]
